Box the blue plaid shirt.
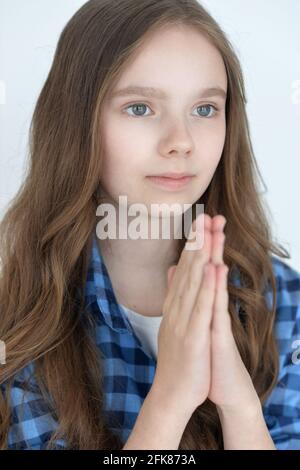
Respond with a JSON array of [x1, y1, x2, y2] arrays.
[[1, 232, 300, 450]]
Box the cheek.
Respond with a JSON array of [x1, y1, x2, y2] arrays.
[[105, 112, 148, 148], [101, 123, 147, 191], [100, 144, 139, 202], [198, 119, 226, 161], [101, 155, 129, 197], [196, 123, 226, 182], [101, 122, 128, 179]]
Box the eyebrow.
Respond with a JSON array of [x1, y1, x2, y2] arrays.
[[110, 85, 227, 101]]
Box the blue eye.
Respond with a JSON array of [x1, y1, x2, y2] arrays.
[[195, 104, 218, 118], [123, 102, 219, 118], [124, 103, 151, 117]]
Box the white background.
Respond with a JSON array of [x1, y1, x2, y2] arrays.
[[0, 0, 299, 270]]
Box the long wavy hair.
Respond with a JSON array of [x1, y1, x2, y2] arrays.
[[0, 0, 290, 449]]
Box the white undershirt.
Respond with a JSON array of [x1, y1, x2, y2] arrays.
[[120, 304, 163, 360]]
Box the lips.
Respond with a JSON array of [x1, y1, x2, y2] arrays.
[[148, 172, 194, 179], [146, 174, 195, 189]]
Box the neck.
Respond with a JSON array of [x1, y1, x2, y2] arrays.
[[95, 208, 183, 316]]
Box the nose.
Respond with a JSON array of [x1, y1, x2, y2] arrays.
[[159, 120, 194, 158]]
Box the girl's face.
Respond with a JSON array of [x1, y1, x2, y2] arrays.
[[99, 24, 228, 213]]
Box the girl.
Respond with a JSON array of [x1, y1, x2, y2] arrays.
[[0, 0, 299, 450]]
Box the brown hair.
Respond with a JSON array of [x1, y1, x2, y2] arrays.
[[0, 0, 289, 449]]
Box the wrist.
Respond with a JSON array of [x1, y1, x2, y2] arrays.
[[216, 399, 262, 422], [216, 400, 276, 450], [149, 383, 195, 423]]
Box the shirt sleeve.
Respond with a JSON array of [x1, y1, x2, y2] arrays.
[[0, 362, 67, 450], [262, 258, 300, 450]]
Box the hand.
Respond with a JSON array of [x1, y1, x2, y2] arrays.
[[153, 213, 261, 418], [152, 212, 216, 416], [207, 215, 261, 414], [155, 214, 273, 449]]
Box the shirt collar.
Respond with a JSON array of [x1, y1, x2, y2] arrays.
[[84, 231, 132, 333]]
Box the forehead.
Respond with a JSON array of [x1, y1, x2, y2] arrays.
[[109, 25, 228, 99]]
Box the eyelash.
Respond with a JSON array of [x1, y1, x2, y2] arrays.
[[122, 102, 220, 119]]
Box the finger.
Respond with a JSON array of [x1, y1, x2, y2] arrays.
[[163, 227, 213, 324], [210, 215, 226, 265], [192, 213, 212, 234], [186, 213, 214, 251], [211, 230, 225, 265], [167, 265, 177, 288], [188, 262, 216, 331], [212, 215, 226, 233], [212, 264, 231, 334], [186, 212, 206, 247], [166, 213, 211, 300], [202, 213, 212, 231], [165, 227, 212, 311], [173, 228, 213, 326]]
